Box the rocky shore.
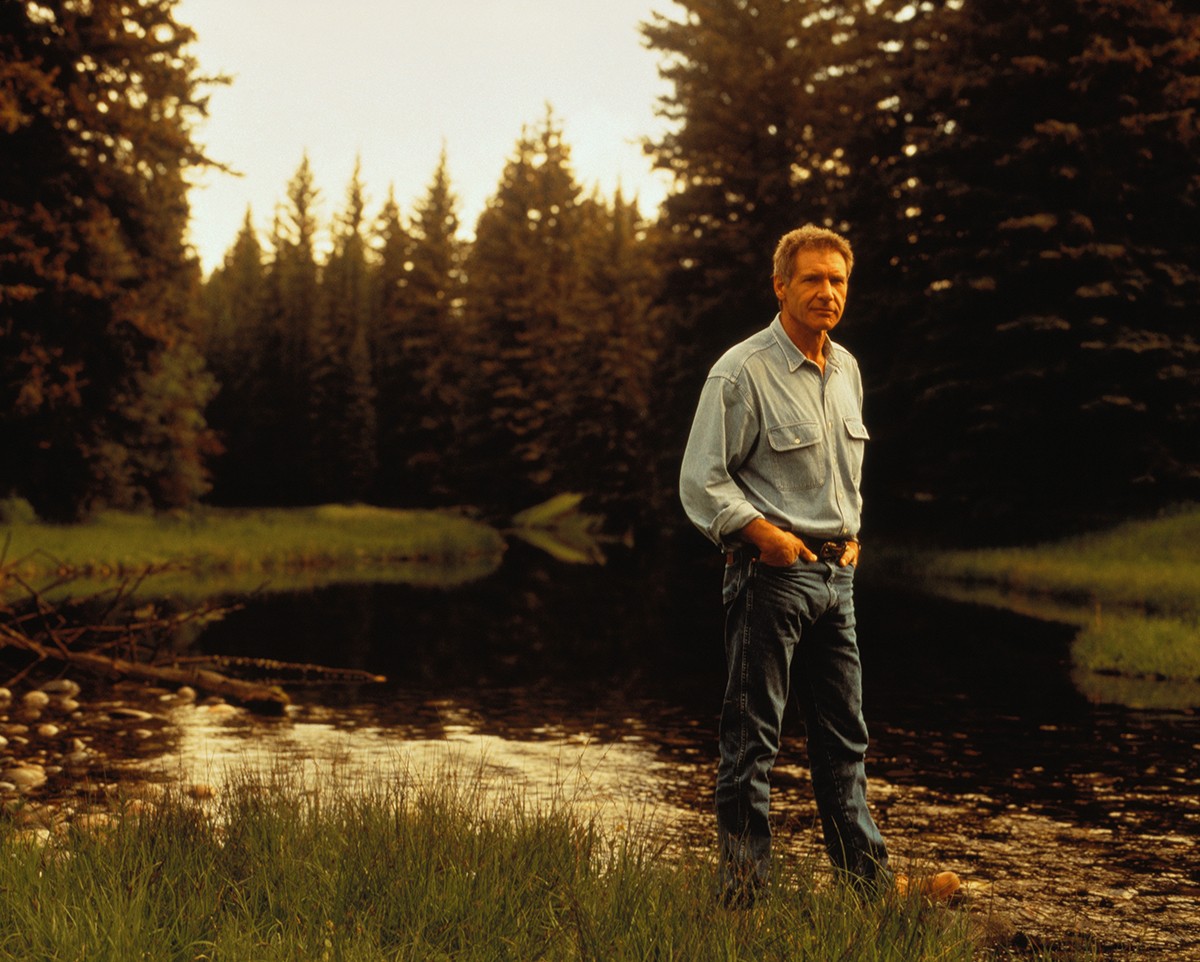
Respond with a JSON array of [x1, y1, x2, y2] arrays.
[[0, 677, 230, 839]]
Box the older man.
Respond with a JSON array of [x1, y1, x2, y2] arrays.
[[681, 225, 947, 905]]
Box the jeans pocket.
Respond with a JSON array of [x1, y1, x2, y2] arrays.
[[722, 553, 749, 606]]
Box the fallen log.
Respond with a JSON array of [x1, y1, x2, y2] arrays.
[[0, 623, 290, 714]]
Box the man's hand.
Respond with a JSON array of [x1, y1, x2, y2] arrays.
[[737, 518, 817, 567], [839, 540, 860, 568]]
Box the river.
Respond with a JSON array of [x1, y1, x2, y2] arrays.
[[108, 545, 1200, 959]]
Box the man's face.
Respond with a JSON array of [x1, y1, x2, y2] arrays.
[[773, 248, 849, 346]]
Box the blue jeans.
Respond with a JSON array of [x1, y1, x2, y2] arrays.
[[716, 552, 888, 894]]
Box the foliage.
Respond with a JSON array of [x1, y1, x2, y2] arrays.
[[0, 770, 990, 962], [310, 158, 377, 502], [370, 150, 464, 506], [643, 0, 1200, 540], [0, 0, 220, 519], [850, 0, 1200, 537]]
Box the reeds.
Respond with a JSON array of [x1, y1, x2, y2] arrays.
[[0, 767, 1006, 962]]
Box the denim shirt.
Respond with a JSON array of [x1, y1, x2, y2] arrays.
[[679, 316, 870, 551]]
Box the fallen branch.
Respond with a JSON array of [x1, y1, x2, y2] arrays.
[[0, 622, 290, 713], [0, 564, 385, 713]]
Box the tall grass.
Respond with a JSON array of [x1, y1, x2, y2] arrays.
[[0, 769, 1028, 962], [897, 505, 1200, 691], [0, 505, 507, 596]]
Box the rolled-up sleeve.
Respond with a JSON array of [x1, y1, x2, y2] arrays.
[[679, 375, 764, 549]]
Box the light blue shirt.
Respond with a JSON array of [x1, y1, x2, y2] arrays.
[[679, 316, 870, 551]]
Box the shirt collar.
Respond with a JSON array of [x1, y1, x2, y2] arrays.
[[770, 314, 840, 374]]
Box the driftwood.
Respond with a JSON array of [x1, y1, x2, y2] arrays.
[[0, 622, 290, 713], [0, 559, 386, 714]]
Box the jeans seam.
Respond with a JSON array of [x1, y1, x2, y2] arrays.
[[733, 567, 754, 836]]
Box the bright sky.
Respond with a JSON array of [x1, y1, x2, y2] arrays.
[[177, 0, 679, 273]]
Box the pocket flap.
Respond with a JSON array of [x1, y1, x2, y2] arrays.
[[767, 420, 822, 451], [843, 418, 870, 441]]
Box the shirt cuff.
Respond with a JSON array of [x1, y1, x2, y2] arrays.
[[710, 503, 764, 552]]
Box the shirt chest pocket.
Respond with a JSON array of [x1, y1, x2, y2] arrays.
[[765, 419, 826, 491], [843, 417, 870, 484]]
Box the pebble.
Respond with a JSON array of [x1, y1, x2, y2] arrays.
[[50, 698, 81, 714], [36, 724, 60, 738], [2, 765, 47, 791], [40, 680, 81, 698], [72, 812, 114, 834], [0, 687, 11, 703], [22, 691, 50, 710]]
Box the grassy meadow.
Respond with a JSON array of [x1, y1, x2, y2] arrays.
[[0, 769, 1066, 962], [0, 504, 508, 598], [900, 505, 1200, 702]]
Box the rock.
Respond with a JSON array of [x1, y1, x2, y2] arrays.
[[22, 691, 50, 710], [49, 697, 81, 714], [2, 765, 47, 791], [0, 688, 11, 704], [175, 686, 197, 703], [63, 749, 91, 770], [36, 723, 60, 738], [40, 680, 81, 698], [72, 812, 115, 834]]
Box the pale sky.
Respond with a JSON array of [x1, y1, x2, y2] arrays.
[[177, 0, 679, 273]]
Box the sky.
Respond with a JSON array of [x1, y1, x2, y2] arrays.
[[176, 0, 680, 273]]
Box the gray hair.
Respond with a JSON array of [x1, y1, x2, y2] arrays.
[[773, 225, 854, 282]]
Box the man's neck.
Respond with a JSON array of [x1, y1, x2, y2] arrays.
[[782, 320, 828, 370]]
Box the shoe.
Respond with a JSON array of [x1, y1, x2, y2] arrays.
[[894, 870, 961, 902]]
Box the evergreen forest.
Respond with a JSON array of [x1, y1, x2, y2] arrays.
[[2, 0, 1197, 544]]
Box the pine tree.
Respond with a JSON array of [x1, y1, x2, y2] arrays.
[[310, 159, 377, 502], [200, 209, 275, 504], [566, 189, 663, 522], [369, 153, 465, 507], [853, 0, 1200, 536], [0, 0, 220, 518], [453, 109, 588, 510], [254, 155, 323, 503]]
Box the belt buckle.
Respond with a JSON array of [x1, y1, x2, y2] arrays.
[[818, 540, 843, 562]]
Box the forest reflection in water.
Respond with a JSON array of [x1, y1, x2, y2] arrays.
[[131, 545, 1198, 959]]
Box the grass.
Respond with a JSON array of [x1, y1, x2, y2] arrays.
[[0, 504, 508, 598], [0, 768, 1060, 962], [932, 505, 1200, 619], [897, 505, 1200, 698]]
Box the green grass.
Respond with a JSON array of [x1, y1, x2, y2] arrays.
[[0, 769, 1060, 962], [933, 505, 1200, 618], [0, 504, 507, 597], [896, 505, 1200, 696]]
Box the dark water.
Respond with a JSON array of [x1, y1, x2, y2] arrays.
[[176, 545, 1199, 959]]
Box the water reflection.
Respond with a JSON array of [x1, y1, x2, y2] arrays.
[[134, 546, 1199, 959]]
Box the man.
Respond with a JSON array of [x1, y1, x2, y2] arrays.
[[680, 225, 955, 905]]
